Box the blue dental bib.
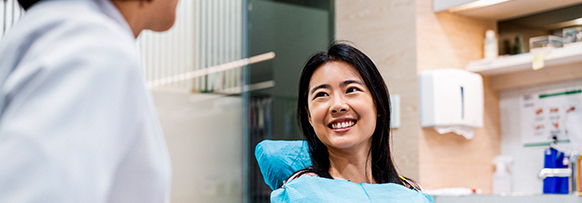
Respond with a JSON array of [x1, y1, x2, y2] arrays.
[[255, 140, 434, 203]]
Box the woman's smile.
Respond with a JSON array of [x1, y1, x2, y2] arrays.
[[328, 119, 357, 132], [329, 120, 356, 129]]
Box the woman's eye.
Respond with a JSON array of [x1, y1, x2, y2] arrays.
[[314, 92, 328, 98], [346, 87, 360, 93]]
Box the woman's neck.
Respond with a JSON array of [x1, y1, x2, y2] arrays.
[[327, 147, 375, 184]]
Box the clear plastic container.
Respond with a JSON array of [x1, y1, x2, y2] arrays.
[[529, 35, 563, 51], [562, 26, 582, 45]]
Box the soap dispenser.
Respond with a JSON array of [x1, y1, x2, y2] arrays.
[[492, 155, 512, 195]]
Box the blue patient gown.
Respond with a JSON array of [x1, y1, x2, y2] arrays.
[[272, 177, 433, 203], [256, 140, 434, 203]]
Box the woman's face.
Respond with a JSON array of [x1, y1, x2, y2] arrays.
[[307, 61, 377, 152]]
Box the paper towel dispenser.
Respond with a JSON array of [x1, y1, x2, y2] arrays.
[[419, 69, 483, 129]]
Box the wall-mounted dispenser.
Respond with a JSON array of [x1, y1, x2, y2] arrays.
[[419, 69, 483, 139]]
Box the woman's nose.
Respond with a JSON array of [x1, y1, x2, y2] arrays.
[[330, 96, 349, 113]]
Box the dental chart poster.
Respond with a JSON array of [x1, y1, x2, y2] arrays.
[[520, 89, 582, 147]]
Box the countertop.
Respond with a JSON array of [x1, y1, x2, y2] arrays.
[[434, 194, 582, 203]]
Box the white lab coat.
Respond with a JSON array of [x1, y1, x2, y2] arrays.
[[0, 0, 171, 202]]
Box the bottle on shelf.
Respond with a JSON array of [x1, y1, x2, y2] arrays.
[[512, 35, 526, 55], [484, 30, 498, 60]]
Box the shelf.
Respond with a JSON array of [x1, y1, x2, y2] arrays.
[[439, 0, 582, 21], [465, 43, 582, 75]]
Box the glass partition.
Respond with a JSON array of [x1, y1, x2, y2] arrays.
[[1, 0, 332, 202], [248, 0, 333, 202], [138, 0, 251, 202]]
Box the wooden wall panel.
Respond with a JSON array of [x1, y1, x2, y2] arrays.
[[336, 0, 420, 180], [336, 0, 502, 193], [416, 0, 499, 194]]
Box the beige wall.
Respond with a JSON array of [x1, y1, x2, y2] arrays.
[[416, 0, 499, 194], [336, 0, 419, 180], [336, 0, 501, 193]]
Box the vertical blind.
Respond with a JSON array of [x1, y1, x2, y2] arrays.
[[138, 0, 244, 93], [137, 0, 196, 91], [196, 0, 243, 93]]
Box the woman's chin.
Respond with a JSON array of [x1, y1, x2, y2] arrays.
[[327, 139, 358, 150]]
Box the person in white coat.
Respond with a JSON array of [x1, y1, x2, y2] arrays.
[[0, 0, 178, 202]]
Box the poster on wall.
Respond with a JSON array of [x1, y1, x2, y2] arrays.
[[520, 89, 582, 147]]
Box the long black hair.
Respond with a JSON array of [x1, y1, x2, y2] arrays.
[[296, 41, 401, 185]]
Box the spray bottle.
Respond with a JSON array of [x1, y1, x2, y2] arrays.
[[492, 155, 512, 195]]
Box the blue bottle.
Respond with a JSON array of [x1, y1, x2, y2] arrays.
[[543, 148, 569, 194]]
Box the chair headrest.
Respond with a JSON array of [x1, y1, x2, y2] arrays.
[[254, 140, 311, 190]]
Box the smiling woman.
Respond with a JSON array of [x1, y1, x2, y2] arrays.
[[297, 42, 398, 184], [269, 42, 432, 202]]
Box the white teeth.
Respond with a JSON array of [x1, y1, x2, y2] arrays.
[[331, 121, 355, 129]]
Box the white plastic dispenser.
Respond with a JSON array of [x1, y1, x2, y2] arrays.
[[419, 69, 484, 139], [492, 155, 512, 195]]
